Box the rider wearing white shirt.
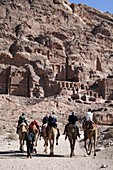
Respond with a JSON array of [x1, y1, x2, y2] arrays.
[[86, 109, 93, 122]]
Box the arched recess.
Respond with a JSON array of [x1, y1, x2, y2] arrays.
[[96, 57, 102, 71]]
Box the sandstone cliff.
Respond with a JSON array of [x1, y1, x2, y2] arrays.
[[0, 0, 113, 101]]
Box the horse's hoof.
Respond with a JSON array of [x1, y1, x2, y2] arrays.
[[34, 148, 37, 153], [84, 154, 88, 157], [50, 152, 53, 156], [94, 153, 96, 156], [20, 150, 24, 153], [56, 142, 58, 145]]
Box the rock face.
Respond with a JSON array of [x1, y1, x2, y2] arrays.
[[0, 0, 113, 101]]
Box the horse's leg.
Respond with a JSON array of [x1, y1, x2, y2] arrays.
[[72, 138, 76, 156], [35, 133, 39, 147], [69, 139, 73, 157], [88, 139, 92, 155], [19, 137, 24, 152], [56, 137, 58, 145], [22, 133, 26, 152], [56, 128, 60, 145], [19, 139, 22, 151], [44, 137, 48, 153], [84, 139, 88, 155], [50, 139, 54, 156], [84, 130, 89, 155], [34, 133, 38, 153], [93, 133, 97, 156]]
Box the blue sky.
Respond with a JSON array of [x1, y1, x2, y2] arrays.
[[69, 0, 113, 14]]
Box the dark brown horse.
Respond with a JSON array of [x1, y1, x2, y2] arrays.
[[83, 121, 97, 156], [66, 124, 78, 157]]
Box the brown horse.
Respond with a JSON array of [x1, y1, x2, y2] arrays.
[[83, 121, 97, 156], [42, 125, 58, 156], [48, 126, 58, 156], [18, 122, 28, 152], [29, 121, 40, 153], [66, 124, 78, 157]]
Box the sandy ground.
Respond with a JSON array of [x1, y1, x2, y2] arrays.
[[0, 132, 113, 170], [0, 95, 113, 170]]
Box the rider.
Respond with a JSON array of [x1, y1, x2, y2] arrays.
[[42, 114, 49, 125], [82, 108, 94, 129], [41, 114, 49, 138], [29, 120, 39, 132], [48, 111, 57, 128], [16, 113, 28, 133], [63, 112, 81, 139], [47, 111, 60, 141], [82, 108, 95, 140]]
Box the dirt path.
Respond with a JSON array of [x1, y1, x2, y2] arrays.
[[0, 133, 113, 170]]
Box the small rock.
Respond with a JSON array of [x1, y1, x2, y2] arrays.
[[100, 164, 108, 168]]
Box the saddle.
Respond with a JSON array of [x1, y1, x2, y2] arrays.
[[67, 124, 77, 132], [19, 122, 27, 127], [83, 121, 95, 130]]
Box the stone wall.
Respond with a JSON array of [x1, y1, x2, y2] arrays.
[[0, 66, 10, 94], [98, 78, 113, 100]]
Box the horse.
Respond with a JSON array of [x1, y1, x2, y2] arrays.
[[29, 121, 40, 153], [66, 123, 78, 157], [41, 124, 48, 153], [47, 126, 58, 156], [18, 122, 28, 152], [83, 121, 97, 156], [42, 125, 58, 156]]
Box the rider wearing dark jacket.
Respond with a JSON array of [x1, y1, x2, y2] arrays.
[[25, 130, 35, 158], [68, 112, 78, 124], [64, 112, 80, 138], [47, 111, 60, 142], [48, 112, 57, 128], [42, 114, 49, 125]]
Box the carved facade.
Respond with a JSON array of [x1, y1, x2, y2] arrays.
[[0, 55, 113, 101], [9, 66, 30, 97]]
